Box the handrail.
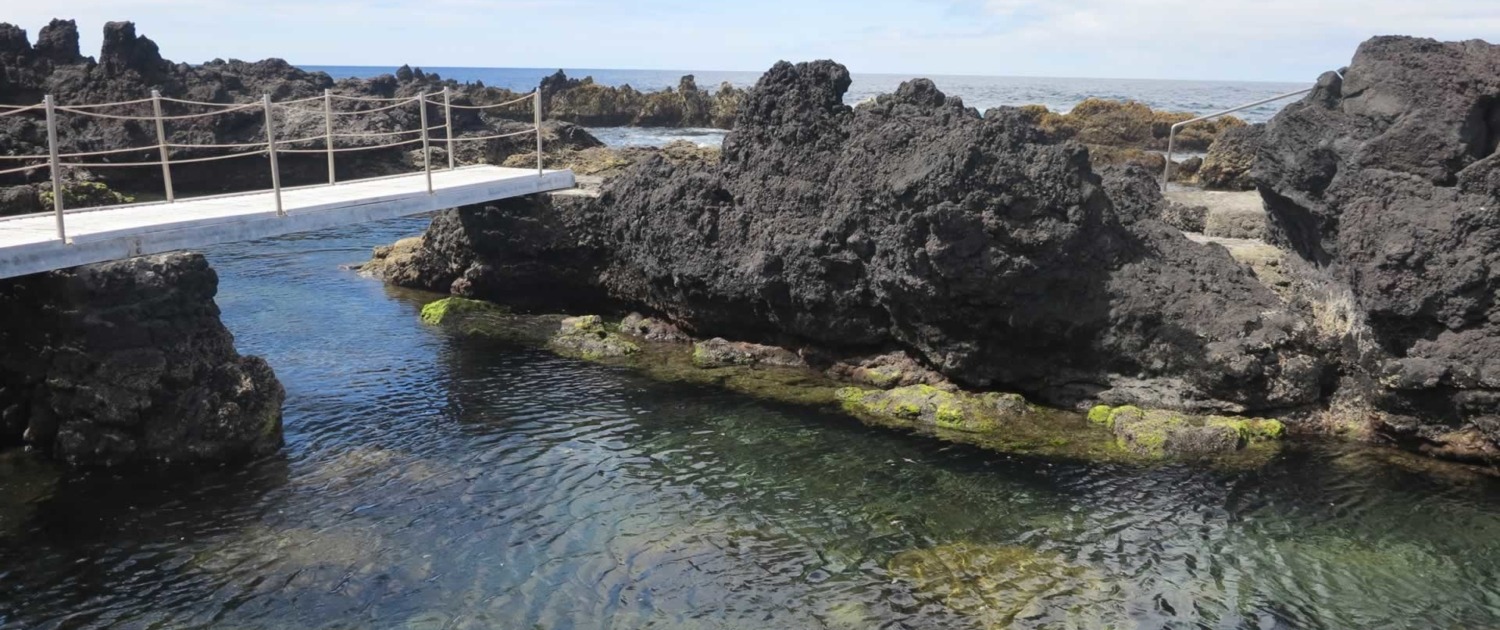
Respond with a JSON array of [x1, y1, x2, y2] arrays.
[[2, 88, 547, 241], [1161, 86, 1314, 190]]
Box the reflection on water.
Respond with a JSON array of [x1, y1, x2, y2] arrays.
[[2, 217, 1500, 629]]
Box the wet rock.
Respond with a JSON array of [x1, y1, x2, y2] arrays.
[[0, 253, 284, 466], [550, 315, 640, 360], [837, 384, 1030, 433], [1255, 35, 1500, 459], [887, 542, 1108, 626], [826, 351, 949, 389], [1198, 123, 1263, 190], [692, 338, 805, 369], [620, 312, 690, 342], [1089, 404, 1282, 457], [418, 296, 506, 326]]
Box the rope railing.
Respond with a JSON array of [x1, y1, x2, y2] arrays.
[[0, 86, 547, 241]]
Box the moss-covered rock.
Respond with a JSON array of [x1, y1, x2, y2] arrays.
[[836, 384, 1028, 433], [1090, 404, 1284, 457], [692, 337, 805, 368], [549, 315, 640, 360], [419, 297, 506, 326], [39, 180, 134, 210]]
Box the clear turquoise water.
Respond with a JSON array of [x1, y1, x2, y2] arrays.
[[2, 217, 1500, 629]]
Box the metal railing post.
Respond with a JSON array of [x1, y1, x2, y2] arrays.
[[324, 89, 335, 185], [1159, 85, 1316, 191], [151, 90, 175, 202], [263, 94, 284, 216], [534, 90, 544, 176], [44, 94, 66, 242], [442, 87, 455, 170], [419, 94, 433, 194]]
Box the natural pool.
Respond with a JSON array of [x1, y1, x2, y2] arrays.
[[2, 217, 1499, 629]]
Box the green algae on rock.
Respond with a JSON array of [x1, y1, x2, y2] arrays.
[[419, 297, 507, 326], [549, 315, 640, 360], [692, 337, 806, 369], [1089, 404, 1284, 457], [836, 384, 1026, 433]]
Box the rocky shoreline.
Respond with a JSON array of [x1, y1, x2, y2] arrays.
[[367, 36, 1500, 467]]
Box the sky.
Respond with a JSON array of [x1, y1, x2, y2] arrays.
[[7, 0, 1500, 82]]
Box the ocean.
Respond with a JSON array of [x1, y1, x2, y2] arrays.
[[304, 65, 1309, 147]]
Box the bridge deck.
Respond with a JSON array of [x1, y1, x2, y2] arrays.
[[0, 165, 574, 279]]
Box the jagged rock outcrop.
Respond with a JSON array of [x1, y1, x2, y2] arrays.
[[382, 61, 1329, 415], [1198, 123, 1264, 190], [541, 71, 744, 128], [0, 252, 284, 466], [1256, 35, 1500, 461], [0, 20, 604, 212]]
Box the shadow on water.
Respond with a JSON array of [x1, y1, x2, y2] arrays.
[[2, 216, 1500, 629]]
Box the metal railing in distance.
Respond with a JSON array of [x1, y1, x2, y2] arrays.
[[0, 88, 547, 243], [1161, 86, 1313, 191]]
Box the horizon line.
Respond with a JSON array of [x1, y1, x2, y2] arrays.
[[292, 62, 1315, 86]]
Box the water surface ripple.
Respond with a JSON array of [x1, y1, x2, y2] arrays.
[[1, 218, 1499, 629]]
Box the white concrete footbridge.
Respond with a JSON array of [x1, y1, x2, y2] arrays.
[[0, 89, 575, 279]]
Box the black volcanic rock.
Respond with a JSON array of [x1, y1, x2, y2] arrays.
[[0, 253, 284, 466], [1256, 35, 1500, 456], [1198, 123, 1263, 190], [385, 61, 1328, 414], [34, 19, 82, 65]]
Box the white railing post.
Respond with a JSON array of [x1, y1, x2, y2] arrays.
[[151, 90, 175, 202], [443, 87, 455, 170], [263, 94, 284, 216], [1162, 129, 1177, 191], [324, 89, 335, 185], [44, 94, 66, 242], [419, 94, 433, 194], [534, 90, 544, 176]]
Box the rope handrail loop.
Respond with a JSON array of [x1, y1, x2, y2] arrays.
[[0, 163, 46, 176], [274, 94, 327, 106], [53, 96, 156, 110], [56, 144, 159, 159], [275, 137, 424, 154], [57, 159, 165, 168], [320, 97, 422, 117], [0, 153, 49, 161], [157, 95, 256, 108], [438, 91, 539, 110], [329, 127, 424, 139], [328, 93, 419, 103], [166, 140, 274, 150], [444, 127, 540, 142], [0, 103, 43, 117]]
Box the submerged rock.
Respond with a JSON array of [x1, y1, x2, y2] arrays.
[[887, 542, 1109, 626], [1255, 35, 1500, 461], [549, 315, 640, 360], [0, 253, 284, 466], [418, 296, 507, 326]]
